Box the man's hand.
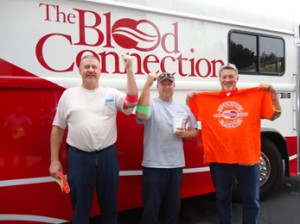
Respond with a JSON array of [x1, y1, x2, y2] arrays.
[[145, 72, 159, 87], [49, 160, 63, 179], [259, 83, 277, 99], [186, 90, 198, 104], [123, 55, 133, 72]]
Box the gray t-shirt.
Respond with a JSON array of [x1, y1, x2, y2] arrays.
[[137, 98, 198, 168]]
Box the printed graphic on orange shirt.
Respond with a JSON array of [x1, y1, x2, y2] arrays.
[[213, 101, 248, 128]]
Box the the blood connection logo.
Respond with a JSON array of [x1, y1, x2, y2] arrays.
[[36, 3, 224, 77]]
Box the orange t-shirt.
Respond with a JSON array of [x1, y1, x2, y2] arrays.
[[188, 87, 275, 164]]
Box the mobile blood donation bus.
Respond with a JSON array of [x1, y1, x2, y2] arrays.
[[0, 0, 299, 223]]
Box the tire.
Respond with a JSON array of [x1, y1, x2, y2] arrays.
[[232, 137, 283, 201], [259, 138, 283, 199]]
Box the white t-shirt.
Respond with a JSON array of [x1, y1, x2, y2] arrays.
[[53, 86, 133, 152]]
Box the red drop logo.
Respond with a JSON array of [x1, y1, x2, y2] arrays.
[[112, 19, 160, 52]]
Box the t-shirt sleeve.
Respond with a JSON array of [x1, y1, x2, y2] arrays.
[[183, 105, 198, 129], [261, 89, 275, 119], [113, 88, 134, 115], [188, 94, 202, 121]]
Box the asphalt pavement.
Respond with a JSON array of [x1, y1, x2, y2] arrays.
[[179, 175, 300, 224], [118, 175, 300, 224]]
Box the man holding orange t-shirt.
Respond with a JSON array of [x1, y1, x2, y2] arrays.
[[186, 63, 281, 224]]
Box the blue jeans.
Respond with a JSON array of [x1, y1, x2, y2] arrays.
[[67, 144, 119, 224], [141, 167, 183, 224], [209, 163, 260, 224]]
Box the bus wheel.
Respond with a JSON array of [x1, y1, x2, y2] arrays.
[[232, 138, 283, 201], [259, 138, 283, 199]]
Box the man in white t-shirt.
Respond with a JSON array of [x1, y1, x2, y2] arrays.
[[49, 54, 138, 224]]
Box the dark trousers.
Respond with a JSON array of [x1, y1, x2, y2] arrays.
[[67, 144, 119, 224], [141, 167, 183, 224], [210, 163, 260, 224]]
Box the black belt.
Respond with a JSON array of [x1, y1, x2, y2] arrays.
[[66, 143, 114, 153]]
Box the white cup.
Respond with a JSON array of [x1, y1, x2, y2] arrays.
[[172, 117, 184, 133]]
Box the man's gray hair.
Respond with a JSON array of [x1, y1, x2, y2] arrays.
[[219, 63, 239, 76], [79, 55, 100, 67]]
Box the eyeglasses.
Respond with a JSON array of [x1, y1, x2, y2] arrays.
[[157, 72, 175, 82]]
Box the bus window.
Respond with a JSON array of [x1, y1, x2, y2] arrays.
[[259, 36, 285, 74], [229, 31, 285, 75]]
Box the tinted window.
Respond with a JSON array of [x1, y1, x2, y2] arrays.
[[229, 31, 284, 75]]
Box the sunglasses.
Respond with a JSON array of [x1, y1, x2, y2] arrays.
[[157, 73, 175, 82]]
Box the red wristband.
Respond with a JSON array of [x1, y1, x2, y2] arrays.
[[125, 93, 138, 103]]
